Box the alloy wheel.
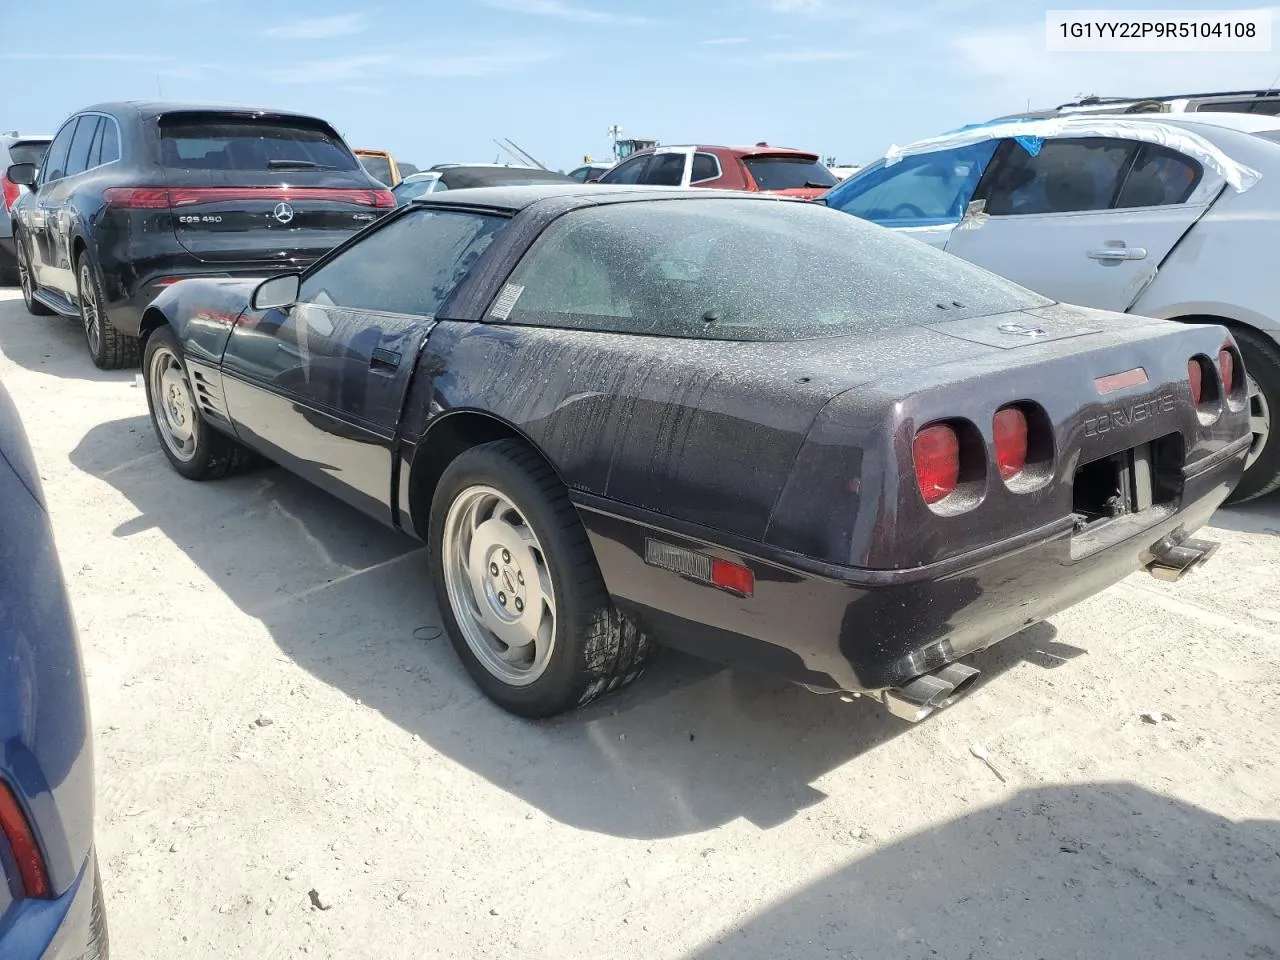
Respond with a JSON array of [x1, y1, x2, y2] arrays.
[[78, 262, 100, 354], [1246, 374, 1271, 471], [149, 345, 199, 463], [440, 484, 557, 686], [17, 239, 34, 308]]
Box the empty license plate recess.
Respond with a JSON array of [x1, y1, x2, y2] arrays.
[[1071, 433, 1184, 539]]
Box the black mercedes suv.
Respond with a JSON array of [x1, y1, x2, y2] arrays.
[[6, 101, 393, 368]]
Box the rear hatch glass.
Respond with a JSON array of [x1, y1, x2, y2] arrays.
[[8, 140, 51, 167], [743, 155, 838, 192], [158, 113, 386, 264]]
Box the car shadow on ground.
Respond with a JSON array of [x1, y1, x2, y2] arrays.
[[0, 299, 136, 384], [75, 415, 1091, 839], [1210, 494, 1280, 535], [686, 782, 1280, 959]]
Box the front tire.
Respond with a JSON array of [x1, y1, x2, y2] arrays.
[[143, 325, 252, 481], [14, 230, 52, 316], [1225, 327, 1280, 504], [77, 255, 138, 369], [428, 439, 650, 717]]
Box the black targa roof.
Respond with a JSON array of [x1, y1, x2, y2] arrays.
[[438, 166, 576, 190]]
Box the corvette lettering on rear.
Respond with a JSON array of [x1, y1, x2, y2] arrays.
[[1084, 393, 1176, 436]]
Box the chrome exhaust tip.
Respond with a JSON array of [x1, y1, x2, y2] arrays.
[[882, 663, 981, 723], [1145, 535, 1220, 582]]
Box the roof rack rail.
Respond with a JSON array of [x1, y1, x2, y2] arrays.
[[1057, 88, 1280, 109]]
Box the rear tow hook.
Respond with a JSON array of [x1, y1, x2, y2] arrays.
[[1144, 533, 1221, 582]]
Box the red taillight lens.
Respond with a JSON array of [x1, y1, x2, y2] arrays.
[[0, 781, 50, 898], [913, 423, 960, 504], [1188, 359, 1204, 405], [993, 406, 1029, 480], [1219, 348, 1236, 394], [104, 186, 395, 209], [104, 187, 171, 209], [710, 558, 755, 597], [1, 176, 20, 211]]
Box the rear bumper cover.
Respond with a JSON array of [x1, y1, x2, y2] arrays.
[[0, 849, 98, 960], [100, 258, 306, 337], [578, 435, 1247, 693]]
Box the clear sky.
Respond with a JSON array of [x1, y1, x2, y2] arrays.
[[3, 0, 1278, 172]]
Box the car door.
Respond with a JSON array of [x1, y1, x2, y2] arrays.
[[944, 137, 1213, 312], [24, 118, 79, 290], [821, 141, 999, 250], [219, 206, 510, 521], [44, 116, 101, 298]]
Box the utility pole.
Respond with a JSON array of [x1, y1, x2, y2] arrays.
[[608, 125, 622, 162]]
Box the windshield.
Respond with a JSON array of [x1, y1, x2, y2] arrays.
[[158, 117, 360, 172], [8, 141, 51, 167], [742, 156, 838, 190], [359, 155, 395, 184], [494, 197, 1050, 341]]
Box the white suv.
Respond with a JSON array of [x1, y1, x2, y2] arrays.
[[825, 111, 1280, 502]]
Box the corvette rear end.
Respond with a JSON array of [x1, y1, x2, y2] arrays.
[[581, 302, 1248, 721]]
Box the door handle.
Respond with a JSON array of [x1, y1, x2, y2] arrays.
[[1087, 245, 1147, 261], [369, 348, 401, 372]]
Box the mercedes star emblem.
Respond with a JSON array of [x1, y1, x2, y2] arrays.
[[272, 202, 295, 225]]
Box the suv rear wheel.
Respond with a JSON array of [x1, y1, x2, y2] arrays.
[[77, 254, 138, 369]]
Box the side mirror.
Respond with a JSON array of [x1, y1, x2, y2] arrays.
[[586, 177, 602, 184], [252, 272, 301, 310], [6, 163, 37, 187]]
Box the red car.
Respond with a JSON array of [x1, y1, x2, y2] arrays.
[[593, 143, 838, 199]]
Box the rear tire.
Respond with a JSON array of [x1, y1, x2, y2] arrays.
[[1225, 327, 1280, 504], [143, 325, 253, 481], [14, 230, 52, 316], [428, 439, 650, 717], [83, 856, 109, 959], [77, 254, 138, 370]]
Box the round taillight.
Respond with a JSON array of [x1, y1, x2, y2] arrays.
[[1219, 348, 1236, 394], [913, 423, 960, 504], [1188, 358, 1204, 405], [993, 406, 1029, 480]]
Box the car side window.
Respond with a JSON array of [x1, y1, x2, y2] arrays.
[[643, 153, 687, 186], [602, 155, 649, 184], [87, 120, 105, 169], [823, 141, 998, 225], [39, 119, 80, 184], [691, 152, 720, 183], [97, 118, 120, 165], [979, 137, 1135, 216], [64, 117, 101, 178], [298, 208, 508, 316], [1114, 143, 1202, 207], [566, 166, 590, 183]]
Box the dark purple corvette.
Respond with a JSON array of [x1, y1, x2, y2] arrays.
[[137, 186, 1249, 719]]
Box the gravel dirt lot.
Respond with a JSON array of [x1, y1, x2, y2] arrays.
[[1, 288, 1277, 959]]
